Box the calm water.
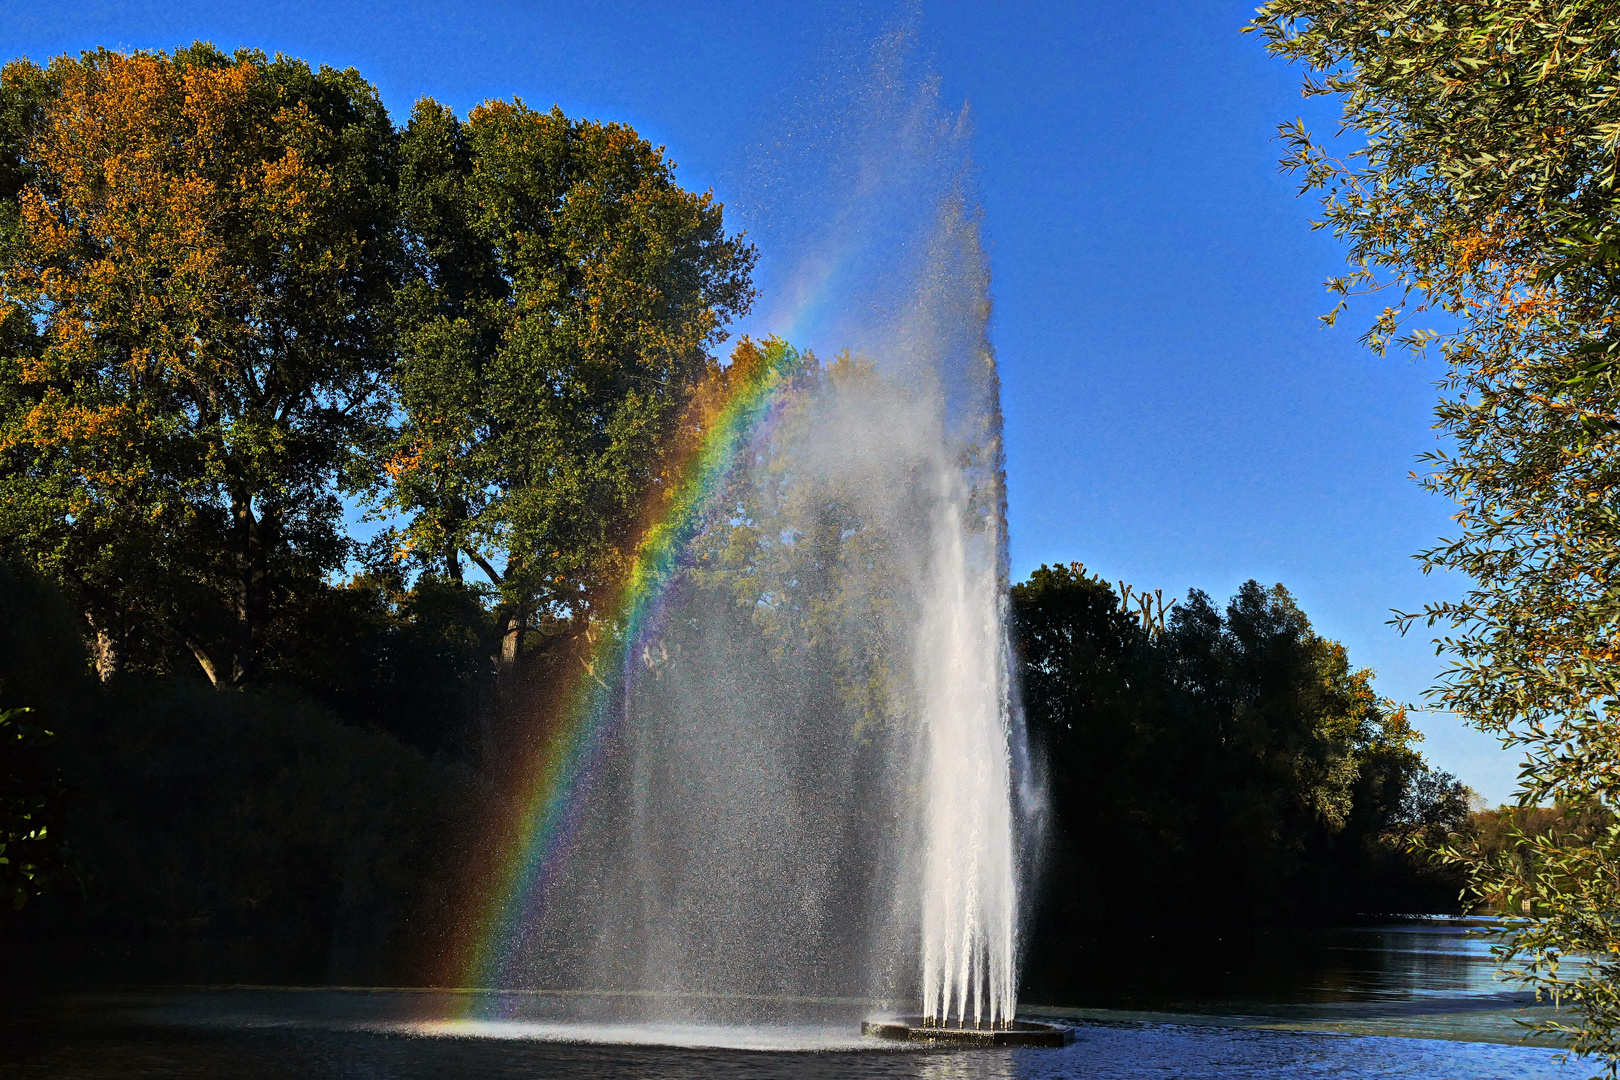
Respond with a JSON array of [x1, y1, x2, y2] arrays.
[[0, 920, 1588, 1079], [1028, 917, 1544, 1011]]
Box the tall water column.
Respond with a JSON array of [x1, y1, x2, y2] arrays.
[[489, 20, 1036, 1029]]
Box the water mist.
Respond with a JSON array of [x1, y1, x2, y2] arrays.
[[492, 23, 1038, 1032]]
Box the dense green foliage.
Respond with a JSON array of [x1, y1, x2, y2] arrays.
[[1251, 3, 1620, 1069], [266, 565, 497, 761], [0, 46, 400, 687], [387, 99, 756, 674], [1016, 563, 1471, 994], [0, 558, 91, 919], [0, 45, 754, 697]]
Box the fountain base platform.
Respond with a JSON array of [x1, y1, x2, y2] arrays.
[[862, 1018, 1072, 1047]]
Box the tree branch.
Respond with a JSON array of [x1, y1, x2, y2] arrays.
[[464, 547, 503, 584], [185, 638, 223, 688]]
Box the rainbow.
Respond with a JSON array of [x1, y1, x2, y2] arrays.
[[458, 337, 801, 995]]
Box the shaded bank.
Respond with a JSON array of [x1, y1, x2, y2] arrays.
[[0, 558, 498, 988]]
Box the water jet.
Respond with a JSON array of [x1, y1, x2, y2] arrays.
[[459, 24, 1046, 1051]]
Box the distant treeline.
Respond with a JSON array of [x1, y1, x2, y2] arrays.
[[1012, 563, 1478, 994], [2, 554, 1499, 974]]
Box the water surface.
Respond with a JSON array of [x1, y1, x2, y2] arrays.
[[1, 920, 1586, 1079]]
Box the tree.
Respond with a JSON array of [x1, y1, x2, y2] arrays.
[[0, 45, 399, 685], [1250, 4, 1620, 1069], [386, 98, 756, 674], [1014, 565, 1446, 948]]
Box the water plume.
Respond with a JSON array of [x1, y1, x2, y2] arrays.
[[460, 17, 1036, 1031]]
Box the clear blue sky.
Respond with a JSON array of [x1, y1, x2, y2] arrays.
[[4, 0, 1523, 802]]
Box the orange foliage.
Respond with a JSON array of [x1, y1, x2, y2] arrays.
[[5, 48, 348, 472], [1, 46, 397, 682]]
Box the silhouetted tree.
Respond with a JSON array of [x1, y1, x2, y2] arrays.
[[1016, 564, 1471, 993]]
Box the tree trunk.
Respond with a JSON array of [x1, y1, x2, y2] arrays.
[[230, 491, 275, 685], [85, 612, 122, 683], [496, 609, 523, 677], [187, 638, 224, 688], [483, 606, 528, 777]]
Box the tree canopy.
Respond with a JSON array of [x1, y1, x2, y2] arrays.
[[0, 45, 399, 686], [0, 45, 756, 696], [1014, 565, 1464, 953], [1250, 3, 1620, 1067], [386, 98, 756, 669]]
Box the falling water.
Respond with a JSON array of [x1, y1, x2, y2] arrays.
[[488, 19, 1035, 1032], [917, 483, 1019, 1028], [753, 23, 1030, 1029]]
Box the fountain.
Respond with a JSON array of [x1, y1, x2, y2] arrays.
[[456, 20, 1063, 1049]]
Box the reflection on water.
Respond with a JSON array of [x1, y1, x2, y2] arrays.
[[1035, 918, 1516, 1010], [0, 921, 1587, 1079], [1026, 918, 1579, 1051]]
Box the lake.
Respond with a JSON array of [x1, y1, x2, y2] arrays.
[[0, 919, 1587, 1079]]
